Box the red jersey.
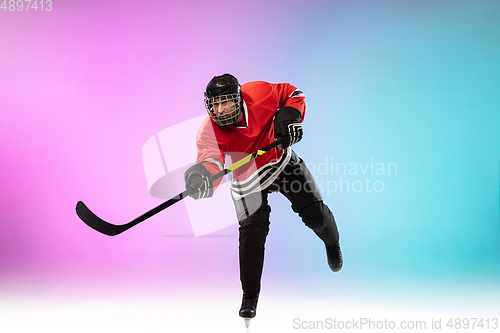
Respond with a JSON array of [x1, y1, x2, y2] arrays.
[[195, 81, 305, 199]]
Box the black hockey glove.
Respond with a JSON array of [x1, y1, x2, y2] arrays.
[[273, 106, 303, 149], [184, 163, 214, 200]]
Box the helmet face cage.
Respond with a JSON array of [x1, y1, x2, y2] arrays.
[[205, 92, 241, 127]]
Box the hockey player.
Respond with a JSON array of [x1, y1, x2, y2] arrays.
[[184, 74, 342, 326]]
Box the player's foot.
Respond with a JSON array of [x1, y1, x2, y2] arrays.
[[326, 243, 343, 272], [239, 293, 259, 326]]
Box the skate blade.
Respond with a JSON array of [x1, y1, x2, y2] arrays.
[[244, 318, 251, 328]]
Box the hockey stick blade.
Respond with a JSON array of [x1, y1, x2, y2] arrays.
[[76, 138, 282, 236], [76, 200, 123, 236], [76, 189, 195, 236]]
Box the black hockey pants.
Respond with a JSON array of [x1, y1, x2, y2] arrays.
[[232, 151, 339, 295]]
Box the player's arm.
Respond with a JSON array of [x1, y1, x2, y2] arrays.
[[273, 83, 306, 148], [184, 126, 225, 200]]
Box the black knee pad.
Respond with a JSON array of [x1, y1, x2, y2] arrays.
[[239, 206, 270, 227], [298, 201, 335, 234], [239, 208, 271, 249]]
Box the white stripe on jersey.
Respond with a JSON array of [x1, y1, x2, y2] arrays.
[[203, 158, 224, 170], [289, 89, 305, 98], [230, 146, 292, 200], [234, 101, 249, 129]]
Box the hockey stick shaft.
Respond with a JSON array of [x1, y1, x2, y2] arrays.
[[76, 138, 283, 236]]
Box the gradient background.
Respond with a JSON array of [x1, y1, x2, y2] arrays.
[[1, 0, 499, 332]]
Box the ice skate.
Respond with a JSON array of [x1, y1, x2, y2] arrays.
[[239, 293, 259, 328], [326, 243, 343, 273]]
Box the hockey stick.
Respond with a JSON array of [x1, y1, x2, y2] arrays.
[[76, 138, 283, 236]]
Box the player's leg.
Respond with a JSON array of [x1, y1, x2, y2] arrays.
[[278, 151, 343, 272], [232, 190, 270, 319]]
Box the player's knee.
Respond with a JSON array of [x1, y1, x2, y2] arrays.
[[239, 208, 270, 247], [298, 201, 334, 233]]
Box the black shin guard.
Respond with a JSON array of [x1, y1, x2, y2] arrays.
[[298, 201, 339, 246]]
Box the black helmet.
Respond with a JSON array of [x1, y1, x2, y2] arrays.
[[205, 74, 240, 98], [204, 74, 242, 126]]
